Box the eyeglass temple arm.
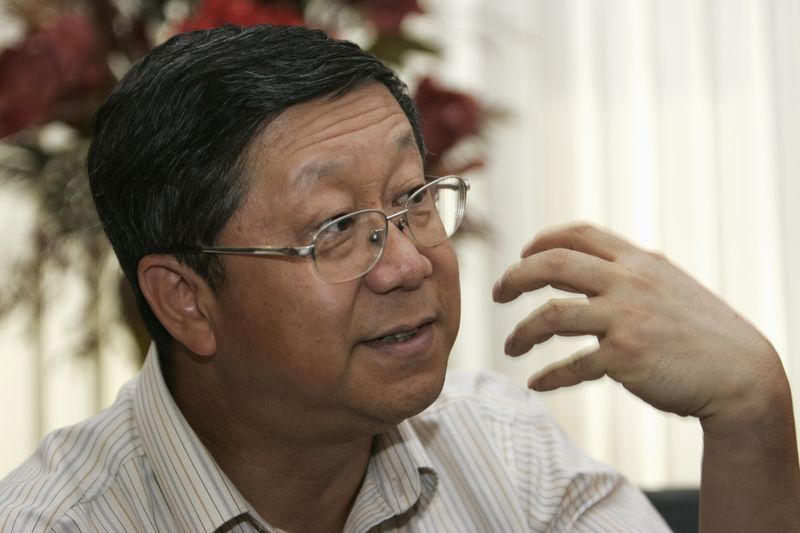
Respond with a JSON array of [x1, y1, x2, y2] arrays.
[[177, 245, 314, 257], [430, 176, 470, 190], [440, 182, 470, 192]]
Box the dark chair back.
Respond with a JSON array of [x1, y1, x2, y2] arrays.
[[644, 488, 699, 533]]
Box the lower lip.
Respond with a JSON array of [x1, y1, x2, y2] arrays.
[[359, 322, 435, 358]]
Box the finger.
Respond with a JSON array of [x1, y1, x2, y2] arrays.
[[493, 248, 615, 304], [527, 344, 608, 391], [505, 297, 610, 356], [521, 222, 637, 261]]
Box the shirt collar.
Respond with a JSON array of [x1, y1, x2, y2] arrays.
[[133, 344, 257, 533], [345, 419, 439, 532], [133, 344, 439, 533]]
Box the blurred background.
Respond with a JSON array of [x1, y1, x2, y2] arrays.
[[1, 0, 798, 494]]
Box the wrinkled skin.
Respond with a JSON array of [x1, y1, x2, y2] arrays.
[[493, 222, 800, 532]]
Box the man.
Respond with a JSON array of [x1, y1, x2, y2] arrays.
[[1, 24, 798, 532]]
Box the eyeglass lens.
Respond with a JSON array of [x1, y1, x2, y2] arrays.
[[313, 176, 466, 283]]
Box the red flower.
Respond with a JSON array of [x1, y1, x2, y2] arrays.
[[0, 14, 111, 138], [413, 76, 483, 170], [345, 0, 422, 33], [177, 0, 304, 32]]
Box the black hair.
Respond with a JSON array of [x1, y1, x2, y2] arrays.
[[87, 24, 425, 359]]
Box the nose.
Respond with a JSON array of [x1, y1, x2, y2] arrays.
[[363, 219, 432, 293]]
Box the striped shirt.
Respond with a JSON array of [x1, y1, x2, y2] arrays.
[[0, 346, 669, 532]]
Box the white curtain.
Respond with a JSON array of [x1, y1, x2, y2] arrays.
[[437, 0, 800, 488]]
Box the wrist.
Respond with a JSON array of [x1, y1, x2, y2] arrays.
[[700, 357, 794, 441]]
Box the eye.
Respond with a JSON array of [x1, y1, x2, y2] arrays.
[[312, 211, 350, 233], [317, 211, 365, 239], [408, 190, 427, 205], [330, 215, 355, 234], [396, 182, 426, 206]]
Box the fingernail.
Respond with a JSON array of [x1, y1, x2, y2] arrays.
[[527, 369, 546, 389], [520, 239, 535, 258], [492, 281, 501, 301], [504, 336, 513, 355]]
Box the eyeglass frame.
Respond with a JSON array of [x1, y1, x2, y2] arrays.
[[172, 175, 469, 283]]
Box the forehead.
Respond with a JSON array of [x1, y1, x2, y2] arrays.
[[243, 83, 420, 193]]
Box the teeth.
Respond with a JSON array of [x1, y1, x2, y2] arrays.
[[379, 327, 418, 343]]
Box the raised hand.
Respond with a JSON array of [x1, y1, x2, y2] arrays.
[[493, 222, 800, 532], [492, 222, 784, 423]]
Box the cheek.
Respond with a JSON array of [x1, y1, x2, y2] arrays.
[[431, 243, 461, 334], [216, 266, 359, 366]]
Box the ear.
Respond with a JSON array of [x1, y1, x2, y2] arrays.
[[137, 255, 218, 356]]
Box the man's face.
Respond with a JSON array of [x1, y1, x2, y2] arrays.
[[206, 83, 460, 440]]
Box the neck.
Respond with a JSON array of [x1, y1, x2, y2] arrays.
[[167, 352, 375, 533], [201, 428, 372, 533]]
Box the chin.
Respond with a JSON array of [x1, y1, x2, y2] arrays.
[[359, 358, 449, 429], [398, 368, 448, 419]]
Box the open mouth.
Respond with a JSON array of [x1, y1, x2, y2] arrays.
[[378, 327, 420, 343], [361, 318, 436, 351]]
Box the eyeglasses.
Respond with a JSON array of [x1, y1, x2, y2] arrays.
[[175, 175, 469, 283]]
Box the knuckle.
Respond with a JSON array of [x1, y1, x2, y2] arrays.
[[504, 260, 524, 288], [647, 249, 669, 263], [571, 222, 595, 236], [607, 329, 640, 355], [567, 355, 590, 375], [633, 274, 654, 292], [545, 248, 570, 272], [540, 299, 565, 328], [565, 222, 596, 249], [621, 264, 656, 293], [618, 303, 641, 322]]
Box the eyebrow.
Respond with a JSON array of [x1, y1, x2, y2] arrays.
[[293, 131, 418, 187], [395, 131, 417, 151], [294, 160, 344, 185]]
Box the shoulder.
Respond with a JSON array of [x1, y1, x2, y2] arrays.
[[422, 369, 617, 473], [0, 381, 144, 532], [416, 371, 632, 514], [413, 370, 668, 530], [415, 369, 581, 469]]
